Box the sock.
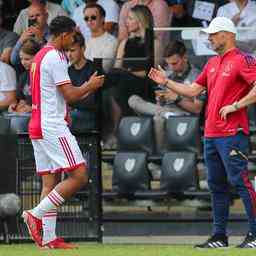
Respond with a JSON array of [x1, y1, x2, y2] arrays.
[[42, 208, 57, 245], [31, 189, 65, 219]]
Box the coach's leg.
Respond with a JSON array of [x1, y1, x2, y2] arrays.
[[204, 138, 230, 236], [219, 133, 256, 236], [41, 173, 61, 245]]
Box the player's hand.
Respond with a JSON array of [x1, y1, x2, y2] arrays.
[[87, 72, 105, 91], [219, 104, 236, 120], [148, 65, 167, 85]]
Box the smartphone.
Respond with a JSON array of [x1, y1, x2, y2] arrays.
[[28, 18, 37, 27]]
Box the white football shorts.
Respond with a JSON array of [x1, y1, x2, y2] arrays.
[[31, 126, 86, 175]]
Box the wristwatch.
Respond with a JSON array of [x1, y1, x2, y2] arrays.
[[233, 101, 239, 110], [174, 95, 183, 105]]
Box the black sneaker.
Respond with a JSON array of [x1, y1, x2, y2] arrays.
[[237, 232, 256, 248], [194, 234, 228, 248]]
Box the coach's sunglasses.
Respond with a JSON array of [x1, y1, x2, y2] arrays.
[[84, 15, 97, 22]]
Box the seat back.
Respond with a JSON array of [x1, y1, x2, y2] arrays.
[[160, 151, 197, 192], [113, 152, 150, 194], [118, 116, 155, 154]]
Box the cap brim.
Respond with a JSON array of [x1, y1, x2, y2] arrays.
[[201, 28, 216, 34]]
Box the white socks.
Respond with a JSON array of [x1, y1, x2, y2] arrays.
[[42, 209, 57, 245], [31, 189, 65, 219]]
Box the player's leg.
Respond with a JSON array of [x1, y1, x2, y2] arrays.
[[41, 173, 61, 245], [24, 127, 86, 248]]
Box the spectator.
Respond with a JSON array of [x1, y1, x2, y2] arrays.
[[9, 38, 41, 114], [129, 40, 204, 153], [72, 0, 120, 41], [13, 0, 67, 36], [61, 0, 84, 16], [11, 2, 50, 67], [103, 5, 157, 149], [84, 3, 118, 72], [216, 0, 256, 52], [118, 0, 172, 46], [65, 31, 100, 131], [149, 17, 256, 249], [0, 13, 19, 64], [0, 61, 17, 112]]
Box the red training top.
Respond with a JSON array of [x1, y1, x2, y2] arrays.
[[195, 48, 256, 138]]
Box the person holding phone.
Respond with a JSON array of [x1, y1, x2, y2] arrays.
[[11, 1, 50, 67]]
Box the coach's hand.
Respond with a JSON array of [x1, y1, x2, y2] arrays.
[[219, 104, 237, 120], [148, 66, 167, 86]]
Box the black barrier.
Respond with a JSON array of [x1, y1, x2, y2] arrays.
[[15, 133, 102, 243], [0, 115, 102, 243]]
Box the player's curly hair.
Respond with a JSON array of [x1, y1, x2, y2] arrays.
[[49, 16, 76, 37]]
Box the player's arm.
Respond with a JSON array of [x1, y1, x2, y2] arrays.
[[148, 67, 205, 97], [58, 72, 104, 103]]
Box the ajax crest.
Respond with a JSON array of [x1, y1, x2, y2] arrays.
[[177, 122, 188, 136], [125, 158, 136, 172], [130, 122, 141, 136], [173, 158, 184, 172]]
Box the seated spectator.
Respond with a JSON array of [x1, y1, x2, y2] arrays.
[[0, 61, 17, 112], [9, 38, 41, 114], [72, 0, 120, 41], [216, 0, 256, 51], [65, 31, 100, 131], [61, 0, 84, 16], [0, 13, 19, 64], [13, 0, 67, 36], [128, 40, 205, 153], [84, 3, 118, 72], [103, 5, 157, 149], [11, 1, 50, 67], [118, 0, 172, 49]]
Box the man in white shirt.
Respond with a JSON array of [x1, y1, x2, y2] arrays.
[[13, 0, 67, 35], [72, 0, 119, 41], [217, 0, 256, 42], [0, 61, 17, 111], [84, 3, 118, 72]]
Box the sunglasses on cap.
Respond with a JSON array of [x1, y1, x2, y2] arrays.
[[84, 15, 97, 22]]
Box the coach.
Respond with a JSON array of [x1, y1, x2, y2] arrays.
[[149, 17, 256, 249]]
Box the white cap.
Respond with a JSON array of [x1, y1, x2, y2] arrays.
[[201, 17, 237, 35]]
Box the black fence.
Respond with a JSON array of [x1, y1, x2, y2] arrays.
[[0, 116, 102, 243]]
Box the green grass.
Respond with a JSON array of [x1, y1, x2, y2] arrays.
[[1, 243, 256, 256]]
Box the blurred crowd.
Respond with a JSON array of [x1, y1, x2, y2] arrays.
[[0, 0, 256, 149]]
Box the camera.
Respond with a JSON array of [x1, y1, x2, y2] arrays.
[[28, 18, 37, 27]]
